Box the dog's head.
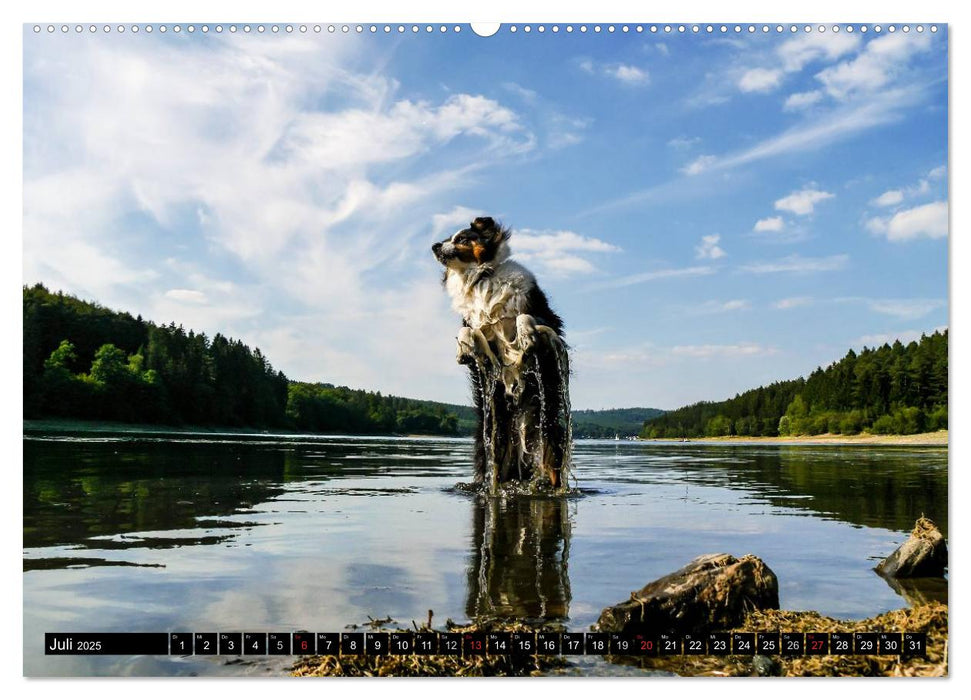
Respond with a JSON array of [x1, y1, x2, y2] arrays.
[[432, 217, 510, 270]]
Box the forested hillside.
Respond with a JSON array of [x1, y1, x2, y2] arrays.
[[23, 284, 463, 435], [641, 330, 947, 438], [572, 407, 664, 438]]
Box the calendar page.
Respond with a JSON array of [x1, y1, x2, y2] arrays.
[[22, 18, 948, 680]]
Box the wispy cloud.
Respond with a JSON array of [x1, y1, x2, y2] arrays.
[[502, 81, 537, 102], [667, 135, 701, 149], [865, 298, 946, 320], [778, 32, 864, 72], [773, 296, 814, 310], [695, 234, 726, 260], [784, 90, 824, 111], [587, 265, 716, 291], [685, 299, 750, 315], [679, 87, 928, 177], [671, 343, 776, 359], [739, 254, 849, 274], [681, 154, 717, 175], [853, 326, 947, 348]]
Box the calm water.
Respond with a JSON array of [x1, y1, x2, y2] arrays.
[[23, 432, 948, 676]]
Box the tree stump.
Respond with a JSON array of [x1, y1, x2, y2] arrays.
[[597, 553, 780, 634], [876, 517, 948, 578]]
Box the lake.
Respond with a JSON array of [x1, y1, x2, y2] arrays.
[[23, 431, 948, 676]]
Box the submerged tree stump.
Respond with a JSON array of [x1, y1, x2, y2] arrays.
[[876, 517, 948, 578], [597, 553, 780, 634]]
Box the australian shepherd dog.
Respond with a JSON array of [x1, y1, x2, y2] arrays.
[[432, 217, 570, 489]]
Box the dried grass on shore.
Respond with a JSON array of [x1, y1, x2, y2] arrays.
[[612, 602, 947, 677], [292, 604, 946, 677]]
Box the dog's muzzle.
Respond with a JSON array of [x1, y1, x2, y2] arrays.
[[432, 240, 455, 264]]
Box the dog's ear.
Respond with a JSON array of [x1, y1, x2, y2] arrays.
[[471, 217, 497, 233], [472, 217, 509, 241]]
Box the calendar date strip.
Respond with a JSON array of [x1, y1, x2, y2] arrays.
[[45, 631, 928, 657]]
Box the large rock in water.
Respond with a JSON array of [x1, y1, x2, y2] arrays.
[[597, 553, 779, 634], [876, 517, 948, 578]]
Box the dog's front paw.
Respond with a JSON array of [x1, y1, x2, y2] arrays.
[[516, 314, 539, 355], [456, 327, 476, 365]]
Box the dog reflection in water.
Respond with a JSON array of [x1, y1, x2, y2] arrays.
[[465, 496, 572, 622], [432, 217, 571, 490]]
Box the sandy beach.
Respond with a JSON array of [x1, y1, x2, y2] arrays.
[[669, 430, 948, 446]]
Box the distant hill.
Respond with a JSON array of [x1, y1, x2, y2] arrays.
[[572, 407, 665, 438], [641, 330, 947, 438]]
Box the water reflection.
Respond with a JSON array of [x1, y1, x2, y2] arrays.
[[23, 439, 287, 556], [878, 573, 948, 607], [466, 496, 572, 622]]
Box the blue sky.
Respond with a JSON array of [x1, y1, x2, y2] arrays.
[[22, 24, 948, 410]]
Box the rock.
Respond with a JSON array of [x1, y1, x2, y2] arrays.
[[751, 654, 783, 677], [876, 517, 948, 578], [597, 553, 779, 634]]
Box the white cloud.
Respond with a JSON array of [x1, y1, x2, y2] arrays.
[[816, 31, 933, 100], [866, 201, 948, 242], [513, 229, 621, 277], [581, 59, 650, 86], [783, 90, 824, 111], [695, 234, 726, 260], [607, 64, 650, 85], [737, 33, 861, 98], [681, 154, 717, 175], [773, 296, 813, 310], [753, 216, 785, 232], [774, 188, 834, 216], [777, 32, 863, 72], [22, 33, 542, 403], [738, 68, 783, 93], [655, 43, 670, 57], [928, 165, 947, 180], [740, 254, 848, 274], [872, 189, 905, 207]]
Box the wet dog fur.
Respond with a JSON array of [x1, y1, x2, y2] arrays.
[[432, 217, 568, 488]]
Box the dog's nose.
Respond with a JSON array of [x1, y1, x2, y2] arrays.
[[432, 242, 442, 254]]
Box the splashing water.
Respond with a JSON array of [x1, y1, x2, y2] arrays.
[[475, 332, 573, 494]]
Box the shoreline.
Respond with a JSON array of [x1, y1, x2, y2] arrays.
[[21, 418, 461, 439], [657, 430, 948, 446]]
